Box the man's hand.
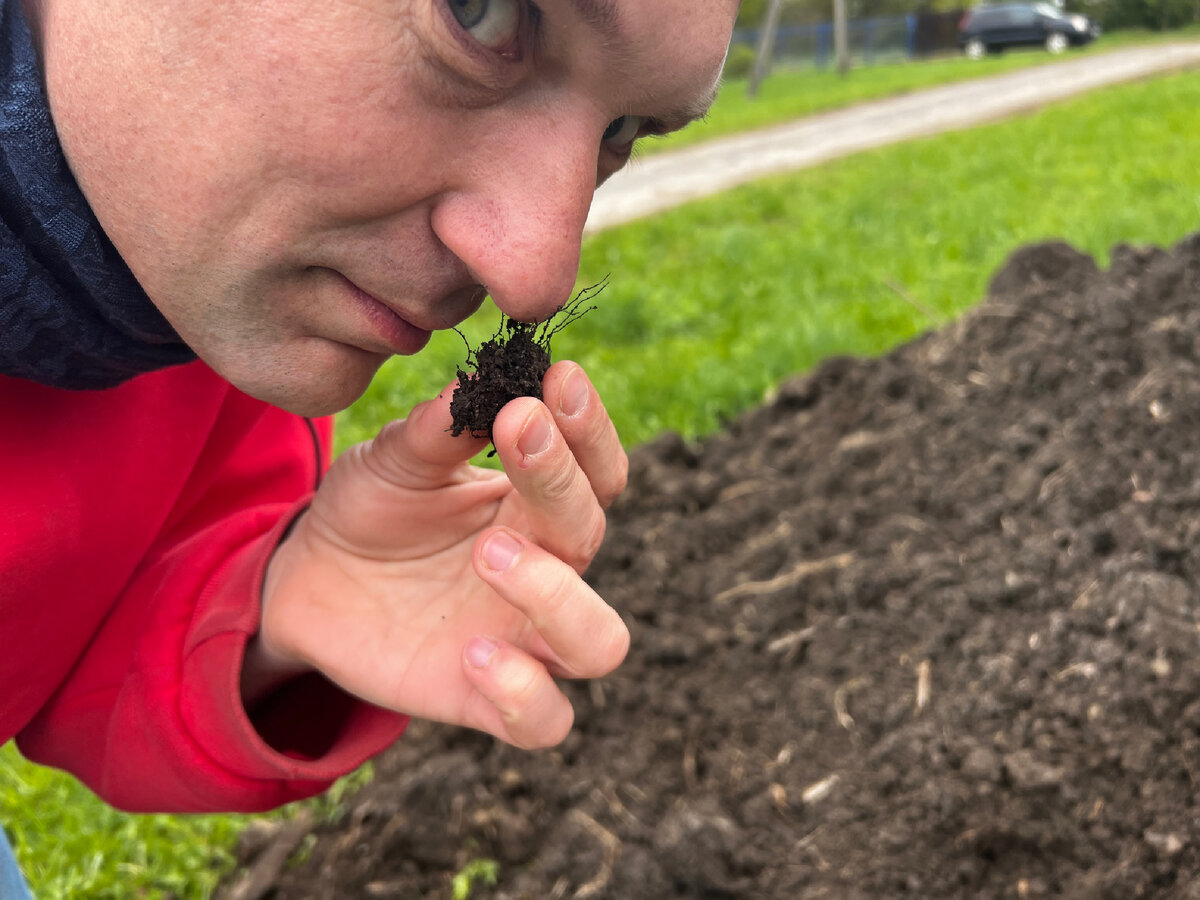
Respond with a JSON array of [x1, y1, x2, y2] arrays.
[[243, 361, 630, 749]]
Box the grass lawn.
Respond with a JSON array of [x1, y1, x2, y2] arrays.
[[645, 26, 1200, 154], [4, 57, 1200, 900], [0, 740, 253, 899]]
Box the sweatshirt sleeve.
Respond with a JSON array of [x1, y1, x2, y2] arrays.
[[16, 388, 408, 813]]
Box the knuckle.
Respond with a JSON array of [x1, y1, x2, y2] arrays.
[[500, 664, 546, 724], [518, 703, 574, 750], [372, 417, 407, 448], [536, 456, 580, 505], [560, 609, 629, 680], [547, 705, 576, 746], [595, 448, 628, 509], [610, 450, 629, 497], [361, 419, 424, 485], [583, 511, 608, 559], [608, 618, 632, 668], [564, 511, 607, 573], [533, 562, 577, 619], [503, 678, 574, 750]]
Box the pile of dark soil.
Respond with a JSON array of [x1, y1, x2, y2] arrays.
[[223, 234, 1200, 899]]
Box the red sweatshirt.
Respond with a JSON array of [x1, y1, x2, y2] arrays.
[[0, 361, 407, 813]]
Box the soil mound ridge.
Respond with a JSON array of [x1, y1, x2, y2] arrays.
[[224, 233, 1200, 899]]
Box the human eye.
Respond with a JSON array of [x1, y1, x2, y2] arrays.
[[601, 115, 644, 152], [446, 0, 522, 52]]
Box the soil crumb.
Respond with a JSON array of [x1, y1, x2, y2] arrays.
[[449, 284, 601, 444], [220, 234, 1200, 899]]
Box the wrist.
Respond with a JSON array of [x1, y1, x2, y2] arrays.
[[241, 521, 314, 707], [240, 633, 312, 709]]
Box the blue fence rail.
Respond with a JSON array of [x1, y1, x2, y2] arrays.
[[732, 11, 965, 69]]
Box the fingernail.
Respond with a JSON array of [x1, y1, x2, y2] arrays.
[[560, 367, 589, 417], [517, 407, 551, 457], [482, 531, 521, 571], [465, 637, 498, 669]]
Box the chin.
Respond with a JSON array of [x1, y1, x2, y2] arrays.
[[225, 357, 381, 419], [266, 385, 368, 419]]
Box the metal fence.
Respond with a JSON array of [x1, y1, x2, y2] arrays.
[[732, 11, 966, 69]]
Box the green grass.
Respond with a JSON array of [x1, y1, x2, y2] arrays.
[[642, 27, 1200, 155], [0, 742, 371, 898], [1, 742, 246, 898], [5, 61, 1200, 900]]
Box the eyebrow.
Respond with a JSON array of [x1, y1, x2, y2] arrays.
[[671, 78, 721, 126], [566, 0, 624, 43], [563, 0, 721, 127]]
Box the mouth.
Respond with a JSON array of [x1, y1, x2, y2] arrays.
[[323, 267, 489, 357], [331, 271, 435, 356]]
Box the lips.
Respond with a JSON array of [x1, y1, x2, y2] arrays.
[[339, 275, 433, 355], [325, 265, 488, 356]]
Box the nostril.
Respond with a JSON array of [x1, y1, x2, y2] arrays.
[[436, 283, 489, 329]]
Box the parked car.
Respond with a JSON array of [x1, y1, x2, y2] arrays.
[[957, 3, 1100, 58]]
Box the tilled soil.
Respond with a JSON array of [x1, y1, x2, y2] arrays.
[[223, 234, 1200, 899]]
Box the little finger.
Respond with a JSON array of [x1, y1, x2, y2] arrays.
[[460, 637, 575, 749]]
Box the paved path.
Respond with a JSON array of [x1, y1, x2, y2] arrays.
[[585, 42, 1200, 234]]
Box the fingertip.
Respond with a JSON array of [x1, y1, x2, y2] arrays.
[[460, 639, 574, 749], [545, 360, 591, 419], [439, 376, 462, 399], [464, 636, 500, 669], [408, 379, 458, 431], [363, 382, 491, 485], [476, 527, 523, 573], [489, 394, 543, 439], [490, 396, 559, 467]]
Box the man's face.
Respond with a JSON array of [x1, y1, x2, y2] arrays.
[[38, 0, 737, 415]]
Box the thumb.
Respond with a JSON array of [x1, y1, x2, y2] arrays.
[[360, 380, 492, 489]]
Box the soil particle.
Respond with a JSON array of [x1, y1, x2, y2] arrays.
[[449, 285, 600, 445], [221, 232, 1200, 899]]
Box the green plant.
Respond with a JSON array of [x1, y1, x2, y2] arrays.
[[0, 741, 368, 898], [451, 858, 500, 900]]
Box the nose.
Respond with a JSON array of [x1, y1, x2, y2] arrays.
[[429, 109, 599, 323]]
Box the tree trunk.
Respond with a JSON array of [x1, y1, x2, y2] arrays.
[[748, 0, 784, 98], [834, 0, 851, 75]]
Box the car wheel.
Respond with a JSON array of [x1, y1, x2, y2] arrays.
[[964, 38, 986, 59], [1045, 32, 1068, 53]]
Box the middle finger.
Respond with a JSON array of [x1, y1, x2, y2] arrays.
[[491, 396, 606, 573]]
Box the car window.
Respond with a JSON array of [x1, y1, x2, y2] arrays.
[[1035, 3, 1066, 18], [1010, 5, 1037, 24]]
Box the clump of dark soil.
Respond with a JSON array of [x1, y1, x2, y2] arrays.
[[449, 286, 600, 444], [222, 234, 1200, 899]]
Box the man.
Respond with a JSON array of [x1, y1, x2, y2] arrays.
[[2, 0, 738, 852]]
